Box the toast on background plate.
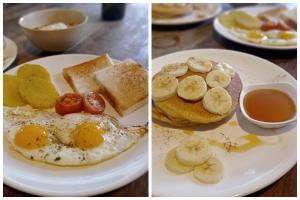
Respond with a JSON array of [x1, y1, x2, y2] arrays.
[[95, 59, 148, 116], [63, 53, 114, 94]]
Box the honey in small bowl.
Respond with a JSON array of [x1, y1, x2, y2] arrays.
[[243, 89, 296, 122]]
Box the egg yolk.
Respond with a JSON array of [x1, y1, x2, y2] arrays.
[[278, 31, 296, 39], [14, 124, 48, 149], [72, 122, 105, 150], [247, 31, 265, 39]]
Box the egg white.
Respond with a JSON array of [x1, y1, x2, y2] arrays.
[[4, 106, 146, 166], [229, 28, 297, 46]]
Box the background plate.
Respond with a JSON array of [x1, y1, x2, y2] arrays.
[[213, 5, 297, 50], [152, 3, 221, 26], [4, 54, 148, 196], [152, 49, 296, 197]]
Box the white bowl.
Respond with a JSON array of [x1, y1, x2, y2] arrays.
[[19, 9, 88, 52], [239, 82, 297, 128]]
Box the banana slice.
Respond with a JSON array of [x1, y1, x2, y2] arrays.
[[193, 156, 223, 184], [165, 148, 194, 174], [176, 136, 212, 166], [177, 75, 207, 101], [215, 62, 235, 77], [152, 73, 178, 102], [187, 57, 213, 73], [161, 63, 188, 77], [203, 87, 232, 115], [206, 70, 231, 88]]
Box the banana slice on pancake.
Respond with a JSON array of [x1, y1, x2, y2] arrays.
[[206, 70, 231, 88], [161, 63, 188, 77], [203, 87, 232, 115], [193, 156, 224, 184], [215, 62, 235, 77], [175, 136, 212, 166], [177, 75, 207, 101], [187, 57, 213, 73], [165, 148, 194, 174], [152, 73, 178, 102]]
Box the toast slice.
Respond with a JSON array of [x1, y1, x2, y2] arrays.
[[95, 59, 148, 116], [63, 53, 114, 94]]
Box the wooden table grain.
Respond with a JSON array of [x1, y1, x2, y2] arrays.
[[3, 3, 148, 197], [152, 3, 296, 197]]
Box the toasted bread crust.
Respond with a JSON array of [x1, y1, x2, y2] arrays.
[[63, 53, 113, 94], [95, 60, 148, 116]]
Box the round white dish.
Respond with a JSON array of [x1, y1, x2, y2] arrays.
[[213, 5, 297, 50], [152, 3, 221, 26], [152, 49, 296, 196], [3, 54, 148, 196], [3, 36, 18, 70]]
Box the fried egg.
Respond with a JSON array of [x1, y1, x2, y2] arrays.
[[4, 106, 147, 166], [229, 28, 297, 46]]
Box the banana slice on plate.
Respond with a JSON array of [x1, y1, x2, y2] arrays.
[[203, 87, 232, 115], [206, 69, 231, 88], [161, 63, 188, 77], [152, 73, 178, 102], [176, 136, 212, 166], [187, 57, 213, 73], [177, 75, 207, 101], [165, 148, 194, 174], [215, 62, 235, 77], [193, 156, 224, 184]]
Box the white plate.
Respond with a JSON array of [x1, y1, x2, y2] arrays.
[[3, 54, 148, 196], [213, 5, 297, 50], [3, 36, 18, 70], [152, 4, 221, 26], [152, 49, 296, 197]]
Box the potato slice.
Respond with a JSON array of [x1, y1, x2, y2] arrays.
[[18, 77, 58, 109], [219, 12, 237, 29], [17, 64, 50, 81], [4, 74, 26, 107], [232, 11, 262, 30]]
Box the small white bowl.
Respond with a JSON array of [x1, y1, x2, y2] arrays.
[[19, 9, 88, 52], [239, 82, 297, 128]]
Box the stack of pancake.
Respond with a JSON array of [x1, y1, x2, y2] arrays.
[[152, 61, 243, 127]]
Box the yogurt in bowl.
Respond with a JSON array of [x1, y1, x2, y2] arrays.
[[239, 82, 296, 128], [19, 9, 88, 52]]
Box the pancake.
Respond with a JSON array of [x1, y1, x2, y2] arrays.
[[152, 62, 243, 125]]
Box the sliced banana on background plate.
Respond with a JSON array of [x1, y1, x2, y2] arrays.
[[215, 62, 235, 77], [206, 69, 231, 88], [165, 148, 194, 174], [177, 75, 207, 101], [175, 136, 212, 166], [193, 156, 224, 184], [161, 63, 188, 77], [152, 73, 178, 102], [187, 57, 213, 73], [203, 86, 232, 115]]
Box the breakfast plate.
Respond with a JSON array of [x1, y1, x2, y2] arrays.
[[3, 36, 18, 70], [152, 49, 296, 196], [152, 3, 222, 26], [213, 5, 297, 50], [3, 54, 148, 196]]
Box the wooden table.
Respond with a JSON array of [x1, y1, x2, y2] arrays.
[[152, 3, 296, 197], [3, 3, 148, 197]]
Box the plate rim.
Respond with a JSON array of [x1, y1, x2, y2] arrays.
[[213, 5, 297, 50], [3, 36, 18, 70], [152, 3, 222, 26], [3, 53, 148, 196], [151, 48, 296, 197]]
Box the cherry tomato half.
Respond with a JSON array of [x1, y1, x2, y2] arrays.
[[55, 93, 83, 115], [83, 92, 105, 114]]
